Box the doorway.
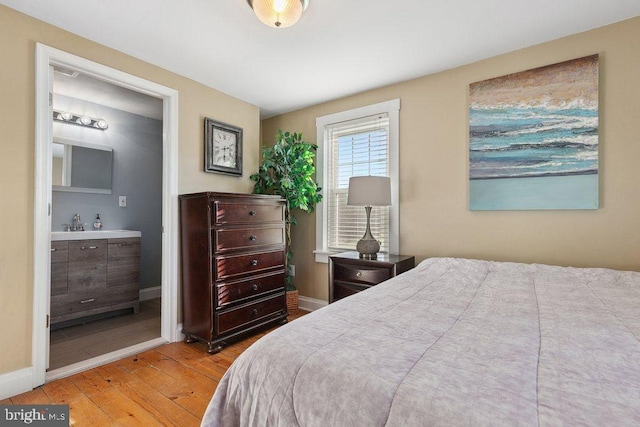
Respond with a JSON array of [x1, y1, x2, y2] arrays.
[[34, 44, 180, 386]]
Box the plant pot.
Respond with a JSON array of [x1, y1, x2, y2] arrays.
[[286, 289, 299, 315]]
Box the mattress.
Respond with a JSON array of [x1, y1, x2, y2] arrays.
[[202, 257, 640, 426]]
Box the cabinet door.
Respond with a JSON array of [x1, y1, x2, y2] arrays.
[[51, 241, 69, 296], [107, 238, 141, 287]]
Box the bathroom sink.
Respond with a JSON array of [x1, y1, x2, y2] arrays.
[[51, 229, 141, 241]]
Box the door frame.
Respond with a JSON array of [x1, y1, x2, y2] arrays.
[[33, 44, 180, 387]]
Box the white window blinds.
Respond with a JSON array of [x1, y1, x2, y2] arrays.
[[325, 113, 390, 252]]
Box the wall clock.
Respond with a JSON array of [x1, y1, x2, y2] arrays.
[[204, 117, 243, 176]]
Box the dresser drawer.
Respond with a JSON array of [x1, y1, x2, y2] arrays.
[[50, 283, 138, 321], [216, 271, 285, 307], [213, 201, 284, 225], [215, 293, 285, 335], [214, 226, 284, 253], [333, 262, 391, 285], [68, 239, 107, 262], [214, 250, 285, 281]]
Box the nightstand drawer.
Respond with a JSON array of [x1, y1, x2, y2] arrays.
[[215, 293, 286, 335], [214, 226, 284, 252], [333, 281, 371, 300], [216, 271, 286, 307], [213, 201, 285, 225], [333, 263, 391, 285]]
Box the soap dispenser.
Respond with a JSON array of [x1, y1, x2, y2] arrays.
[[93, 214, 103, 230]]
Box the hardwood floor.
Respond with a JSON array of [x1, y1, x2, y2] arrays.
[[3, 311, 307, 426]]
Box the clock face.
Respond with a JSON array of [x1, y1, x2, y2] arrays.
[[213, 129, 236, 168]]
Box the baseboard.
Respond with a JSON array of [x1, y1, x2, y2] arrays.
[[298, 296, 327, 312], [139, 285, 161, 301], [0, 367, 34, 400]]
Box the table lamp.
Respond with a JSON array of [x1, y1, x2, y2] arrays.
[[347, 176, 391, 259]]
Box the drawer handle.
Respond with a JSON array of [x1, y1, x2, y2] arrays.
[[249, 235, 257, 241], [252, 283, 259, 291], [249, 210, 257, 216], [81, 246, 98, 250], [251, 259, 259, 266], [51, 248, 57, 252], [356, 272, 363, 277], [80, 298, 96, 304], [251, 309, 258, 318]]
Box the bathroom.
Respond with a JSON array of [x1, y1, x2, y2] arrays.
[[49, 68, 164, 371]]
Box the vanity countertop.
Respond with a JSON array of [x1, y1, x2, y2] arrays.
[[51, 230, 141, 241]]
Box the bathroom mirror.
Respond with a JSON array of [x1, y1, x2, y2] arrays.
[[52, 137, 113, 194]]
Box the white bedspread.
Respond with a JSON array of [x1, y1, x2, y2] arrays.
[[202, 257, 640, 426]]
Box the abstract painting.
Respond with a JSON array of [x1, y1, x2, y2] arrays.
[[469, 55, 599, 210]]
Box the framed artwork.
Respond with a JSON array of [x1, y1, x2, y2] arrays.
[[204, 117, 243, 176], [469, 55, 599, 210]]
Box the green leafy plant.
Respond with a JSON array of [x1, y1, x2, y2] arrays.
[[251, 130, 323, 290]]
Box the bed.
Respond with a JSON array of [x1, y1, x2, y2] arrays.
[[202, 257, 640, 426]]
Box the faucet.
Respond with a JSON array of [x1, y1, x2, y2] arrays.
[[71, 213, 84, 231]]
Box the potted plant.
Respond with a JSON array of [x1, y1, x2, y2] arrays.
[[251, 130, 322, 314]]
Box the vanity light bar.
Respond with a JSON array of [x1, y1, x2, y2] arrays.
[[52, 110, 109, 130]]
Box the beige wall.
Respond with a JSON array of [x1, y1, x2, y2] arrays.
[[0, 5, 259, 376], [263, 16, 640, 302]]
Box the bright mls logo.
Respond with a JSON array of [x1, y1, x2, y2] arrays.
[[1, 405, 68, 426]]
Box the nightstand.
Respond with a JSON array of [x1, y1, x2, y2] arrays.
[[328, 251, 415, 303]]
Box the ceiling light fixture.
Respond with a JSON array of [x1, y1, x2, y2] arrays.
[[53, 110, 109, 130], [247, 0, 309, 28]]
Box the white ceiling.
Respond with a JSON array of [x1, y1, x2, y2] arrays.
[[3, 0, 640, 118]]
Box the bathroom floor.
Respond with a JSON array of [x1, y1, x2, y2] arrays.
[[48, 298, 161, 371]]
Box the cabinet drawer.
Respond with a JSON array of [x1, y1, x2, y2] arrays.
[[214, 227, 284, 252], [213, 201, 284, 225], [50, 284, 138, 320], [333, 263, 391, 285], [68, 239, 107, 262], [215, 293, 285, 335], [68, 260, 106, 292], [214, 250, 285, 281], [108, 238, 141, 259], [51, 241, 69, 263], [216, 271, 285, 307]]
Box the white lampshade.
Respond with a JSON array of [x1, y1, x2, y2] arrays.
[[247, 0, 309, 28], [347, 176, 392, 207]]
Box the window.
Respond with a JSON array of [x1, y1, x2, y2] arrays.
[[315, 99, 400, 263]]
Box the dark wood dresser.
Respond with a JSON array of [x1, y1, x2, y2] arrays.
[[179, 192, 288, 353], [329, 251, 415, 303]]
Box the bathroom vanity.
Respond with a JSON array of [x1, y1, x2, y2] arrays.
[[50, 230, 141, 325]]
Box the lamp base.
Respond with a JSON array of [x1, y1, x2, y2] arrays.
[[356, 238, 380, 260]]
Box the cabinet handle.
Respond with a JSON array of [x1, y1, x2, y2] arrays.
[[249, 210, 257, 216], [252, 283, 259, 291], [251, 259, 259, 266], [251, 309, 258, 317], [81, 246, 98, 250], [51, 248, 57, 252], [80, 298, 96, 304], [249, 235, 257, 241], [356, 272, 362, 277]]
